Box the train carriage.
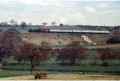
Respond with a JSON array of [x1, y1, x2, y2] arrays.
[[72, 30, 83, 33], [50, 29, 62, 33], [29, 28, 110, 34], [61, 30, 73, 33]]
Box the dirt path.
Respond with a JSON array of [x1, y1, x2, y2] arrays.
[[0, 74, 120, 80], [81, 35, 94, 44]]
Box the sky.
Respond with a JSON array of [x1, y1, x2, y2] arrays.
[[0, 0, 120, 26]]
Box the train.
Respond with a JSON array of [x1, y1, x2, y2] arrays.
[[29, 28, 110, 34]]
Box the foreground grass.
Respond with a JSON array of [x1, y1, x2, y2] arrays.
[[0, 71, 30, 78], [0, 74, 120, 80]]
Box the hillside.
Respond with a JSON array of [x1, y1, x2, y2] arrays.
[[22, 33, 111, 45], [22, 33, 85, 45], [85, 34, 112, 44]]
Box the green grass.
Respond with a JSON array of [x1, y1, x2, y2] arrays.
[[2, 64, 120, 72], [1, 63, 120, 78], [1, 65, 120, 78], [3, 58, 120, 72], [0, 71, 30, 78]]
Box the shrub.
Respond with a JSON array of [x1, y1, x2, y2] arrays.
[[58, 41, 61, 44], [107, 38, 120, 44], [57, 35, 60, 37], [101, 62, 109, 67], [89, 62, 96, 66], [2, 60, 8, 66]]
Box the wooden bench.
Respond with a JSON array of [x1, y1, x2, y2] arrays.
[[34, 72, 47, 79]]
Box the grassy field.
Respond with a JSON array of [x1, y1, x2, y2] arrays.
[[0, 65, 120, 74], [1, 63, 120, 79], [2, 65, 120, 72], [0, 70, 30, 78], [0, 44, 120, 79]]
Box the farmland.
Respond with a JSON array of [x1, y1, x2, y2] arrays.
[[1, 63, 120, 80], [1, 57, 120, 79]]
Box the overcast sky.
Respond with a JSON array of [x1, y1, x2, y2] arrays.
[[0, 0, 120, 26]]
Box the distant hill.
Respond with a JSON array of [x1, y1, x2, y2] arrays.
[[0, 26, 115, 45]]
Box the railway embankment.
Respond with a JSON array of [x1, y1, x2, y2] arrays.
[[22, 33, 110, 45]]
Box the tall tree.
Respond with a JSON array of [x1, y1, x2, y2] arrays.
[[42, 22, 47, 26], [21, 42, 51, 74], [20, 21, 27, 29], [57, 47, 69, 64], [0, 28, 22, 70], [57, 41, 86, 66], [90, 50, 99, 66], [9, 19, 15, 26], [39, 41, 52, 65], [51, 22, 56, 26], [97, 48, 112, 63], [21, 43, 39, 74], [13, 21, 18, 27], [13, 48, 23, 64], [60, 23, 63, 26], [111, 48, 120, 65]]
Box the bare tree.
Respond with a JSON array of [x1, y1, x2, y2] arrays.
[[57, 41, 86, 66], [42, 22, 47, 26], [51, 21, 56, 26], [97, 48, 112, 64], [13, 21, 18, 27], [29, 23, 32, 26], [13, 48, 23, 64], [39, 41, 52, 65], [21, 42, 51, 74], [90, 51, 99, 66], [111, 48, 120, 65], [57, 47, 69, 65], [9, 19, 15, 26], [60, 23, 63, 26], [0, 28, 22, 70], [20, 21, 27, 29], [21, 43, 39, 74]]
